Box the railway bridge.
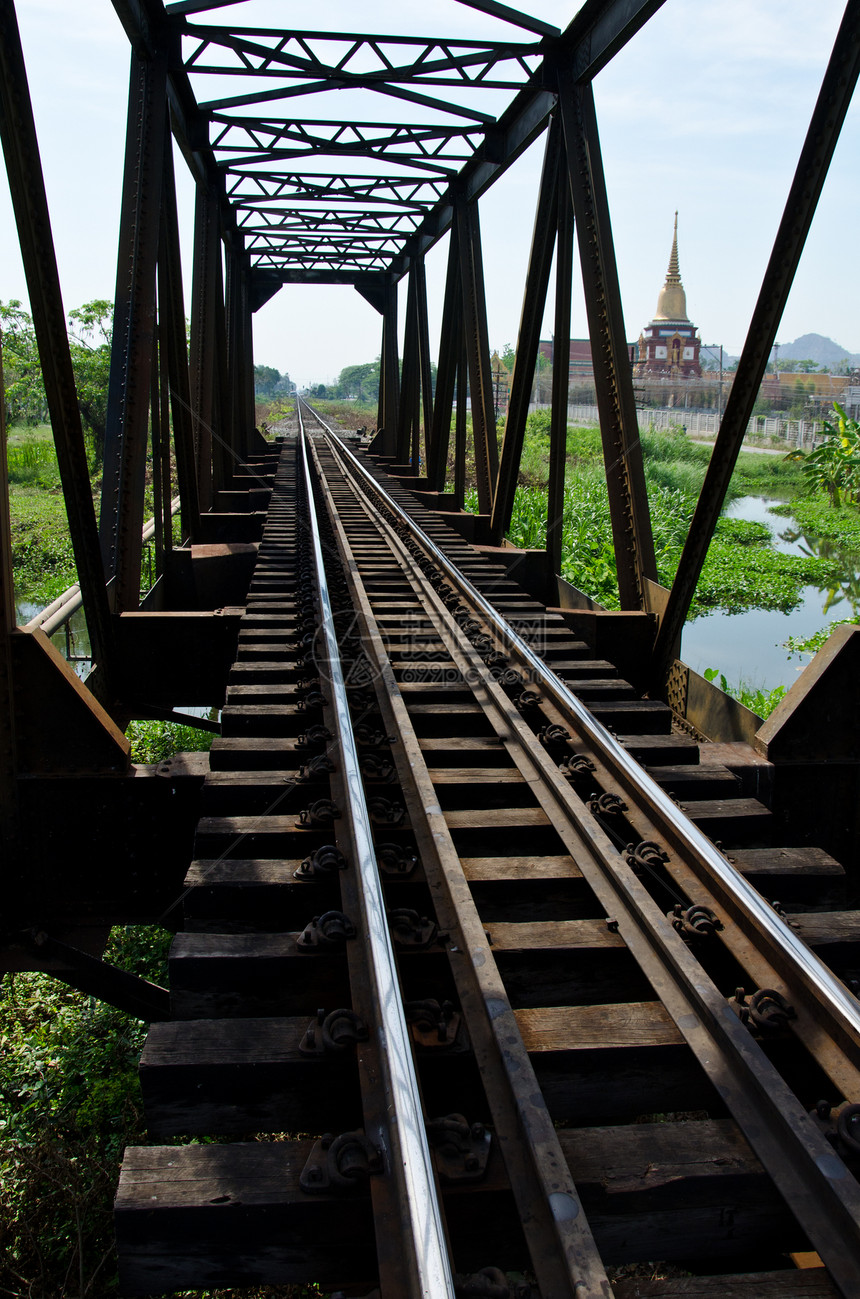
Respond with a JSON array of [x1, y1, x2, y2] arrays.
[[2, 2, 860, 1295]]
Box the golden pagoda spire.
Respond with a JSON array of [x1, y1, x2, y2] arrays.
[[654, 210, 688, 322], [666, 210, 680, 281]]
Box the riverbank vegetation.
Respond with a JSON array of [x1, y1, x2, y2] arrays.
[[467, 416, 837, 620]]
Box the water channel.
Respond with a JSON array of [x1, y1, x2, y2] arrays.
[[681, 495, 860, 693]]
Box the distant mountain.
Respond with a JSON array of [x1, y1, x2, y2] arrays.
[[778, 333, 860, 367]]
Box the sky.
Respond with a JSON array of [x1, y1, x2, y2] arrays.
[[1, 0, 857, 389]]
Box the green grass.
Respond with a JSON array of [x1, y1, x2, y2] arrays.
[[10, 487, 79, 604]]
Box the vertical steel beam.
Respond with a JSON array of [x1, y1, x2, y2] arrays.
[[0, 328, 19, 849], [101, 46, 167, 612], [226, 248, 244, 463], [378, 279, 400, 457], [149, 326, 164, 581], [226, 248, 254, 464], [157, 315, 173, 564], [651, 1, 860, 690], [158, 126, 200, 541], [491, 116, 562, 543], [548, 175, 575, 576], [242, 271, 256, 442], [396, 262, 421, 467], [454, 338, 468, 509], [415, 254, 434, 474], [212, 245, 230, 489], [427, 226, 463, 491], [456, 196, 499, 513], [557, 70, 656, 609], [189, 185, 219, 510], [0, 2, 114, 681]]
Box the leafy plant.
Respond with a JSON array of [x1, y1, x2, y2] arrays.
[[703, 667, 787, 719], [126, 717, 216, 763], [783, 616, 860, 660], [785, 402, 860, 507]]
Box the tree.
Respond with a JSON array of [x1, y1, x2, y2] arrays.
[[254, 364, 282, 399], [337, 360, 379, 403], [67, 300, 112, 466], [0, 299, 47, 427]]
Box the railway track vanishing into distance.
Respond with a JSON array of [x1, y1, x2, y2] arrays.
[[115, 403, 860, 1298]]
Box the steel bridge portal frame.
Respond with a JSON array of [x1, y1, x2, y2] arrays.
[[0, 0, 859, 984]]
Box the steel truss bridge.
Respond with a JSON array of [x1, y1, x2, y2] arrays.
[[2, 2, 860, 1296]]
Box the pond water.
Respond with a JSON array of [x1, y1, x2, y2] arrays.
[[681, 496, 860, 692], [15, 598, 93, 678]]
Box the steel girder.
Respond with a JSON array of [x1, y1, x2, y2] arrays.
[[557, 72, 656, 610], [0, 2, 115, 685], [547, 170, 575, 578], [490, 114, 563, 545], [101, 48, 169, 613]]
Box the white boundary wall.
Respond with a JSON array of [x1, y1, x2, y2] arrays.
[[530, 403, 828, 448]]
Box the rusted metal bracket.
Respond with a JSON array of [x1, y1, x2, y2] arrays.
[[405, 999, 463, 1051], [668, 903, 724, 943], [297, 798, 341, 827], [296, 911, 356, 951], [299, 1130, 383, 1194], [729, 986, 797, 1036], [299, 1007, 368, 1056], [376, 842, 418, 878], [427, 1114, 491, 1183], [388, 908, 439, 950], [294, 844, 347, 881]]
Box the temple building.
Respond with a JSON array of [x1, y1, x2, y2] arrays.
[[634, 213, 702, 378]]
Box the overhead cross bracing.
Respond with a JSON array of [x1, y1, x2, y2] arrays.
[[159, 6, 554, 282]]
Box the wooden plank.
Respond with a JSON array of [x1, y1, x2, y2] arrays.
[[681, 798, 772, 821], [588, 701, 673, 734], [461, 855, 583, 881], [516, 1002, 683, 1051], [169, 932, 350, 1018], [430, 767, 525, 783], [208, 738, 307, 770], [445, 808, 550, 829], [645, 764, 740, 794], [561, 1118, 758, 1190], [407, 703, 484, 715], [418, 736, 505, 752], [489, 918, 624, 951], [612, 1273, 837, 1298], [185, 858, 305, 885], [726, 847, 844, 877], [115, 1141, 377, 1295], [139, 1017, 362, 1137], [791, 911, 860, 950], [619, 734, 700, 764]]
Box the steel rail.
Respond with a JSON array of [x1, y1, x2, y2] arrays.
[[296, 409, 454, 1299], [307, 403, 860, 1048], [303, 402, 860, 1294]]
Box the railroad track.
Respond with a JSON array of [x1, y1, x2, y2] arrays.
[[115, 401, 860, 1298]]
